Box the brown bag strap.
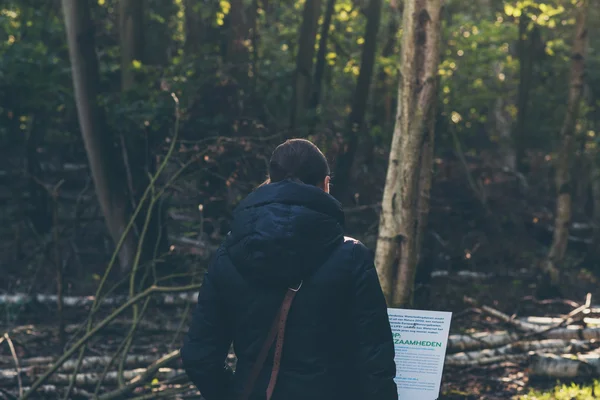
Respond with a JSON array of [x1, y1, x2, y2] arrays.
[[239, 282, 302, 400]]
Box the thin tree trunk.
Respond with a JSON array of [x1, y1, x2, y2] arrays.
[[373, 0, 401, 129], [590, 156, 600, 262], [366, 0, 402, 166], [514, 15, 535, 172], [290, 0, 322, 130], [144, 0, 176, 65], [250, 0, 260, 91], [332, 0, 382, 198], [120, 0, 144, 91], [544, 0, 588, 286], [226, 0, 255, 82], [493, 96, 516, 171], [25, 116, 52, 234], [308, 0, 336, 130], [374, 0, 442, 307], [62, 0, 137, 271], [586, 90, 600, 264], [119, 0, 170, 275], [184, 0, 204, 56]]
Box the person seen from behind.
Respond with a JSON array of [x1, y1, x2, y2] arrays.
[[181, 138, 398, 400]]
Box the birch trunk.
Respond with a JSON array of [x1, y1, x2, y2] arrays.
[[0, 355, 161, 372], [445, 339, 575, 366], [375, 0, 442, 307], [0, 291, 198, 307], [448, 331, 522, 353], [530, 352, 600, 378], [448, 327, 600, 353], [544, 0, 588, 286], [0, 367, 183, 386], [445, 339, 583, 366]]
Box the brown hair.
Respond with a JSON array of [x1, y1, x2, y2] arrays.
[[262, 139, 330, 187]]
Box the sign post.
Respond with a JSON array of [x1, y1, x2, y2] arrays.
[[388, 308, 452, 399]]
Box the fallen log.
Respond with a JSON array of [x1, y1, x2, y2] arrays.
[[475, 304, 545, 332], [49, 368, 184, 386], [61, 355, 161, 373], [446, 353, 528, 367], [1, 355, 161, 371], [529, 352, 600, 378], [448, 331, 521, 353], [542, 326, 600, 342], [64, 320, 188, 336], [17, 385, 93, 399], [20, 284, 201, 400], [518, 316, 600, 326], [0, 367, 184, 386], [0, 292, 199, 308], [0, 357, 54, 368], [96, 350, 181, 400], [448, 327, 600, 353], [446, 339, 576, 366], [431, 269, 531, 280]]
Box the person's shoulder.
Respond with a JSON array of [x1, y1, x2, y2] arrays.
[[338, 236, 374, 264]]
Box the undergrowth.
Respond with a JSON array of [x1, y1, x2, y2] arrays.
[[518, 381, 600, 400]]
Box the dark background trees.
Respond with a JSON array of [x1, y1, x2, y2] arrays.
[[1, 0, 600, 397]]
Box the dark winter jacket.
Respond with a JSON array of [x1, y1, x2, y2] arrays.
[[181, 179, 397, 400]]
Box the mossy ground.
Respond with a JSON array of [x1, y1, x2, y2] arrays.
[[518, 382, 600, 400]]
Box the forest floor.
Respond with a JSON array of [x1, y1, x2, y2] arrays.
[[435, 272, 600, 399], [1, 151, 599, 398], [1, 261, 598, 399]]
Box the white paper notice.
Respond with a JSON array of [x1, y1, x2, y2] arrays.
[[387, 308, 452, 400]]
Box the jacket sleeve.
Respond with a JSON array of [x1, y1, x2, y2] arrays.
[[351, 245, 398, 399], [181, 259, 233, 400]]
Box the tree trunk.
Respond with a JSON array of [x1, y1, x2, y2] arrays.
[[119, 0, 144, 91], [589, 155, 600, 265], [373, 0, 401, 130], [332, 0, 382, 199], [184, 1, 200, 56], [226, 0, 255, 82], [25, 116, 52, 234], [365, 0, 402, 167], [307, 0, 336, 130], [61, 0, 137, 271], [290, 0, 322, 130], [374, 0, 442, 307], [494, 96, 516, 171], [530, 352, 600, 378], [144, 0, 177, 65], [514, 15, 535, 172], [184, 0, 204, 56], [119, 0, 170, 275], [544, 0, 588, 287]]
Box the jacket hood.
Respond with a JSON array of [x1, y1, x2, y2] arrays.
[[224, 179, 345, 287]]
